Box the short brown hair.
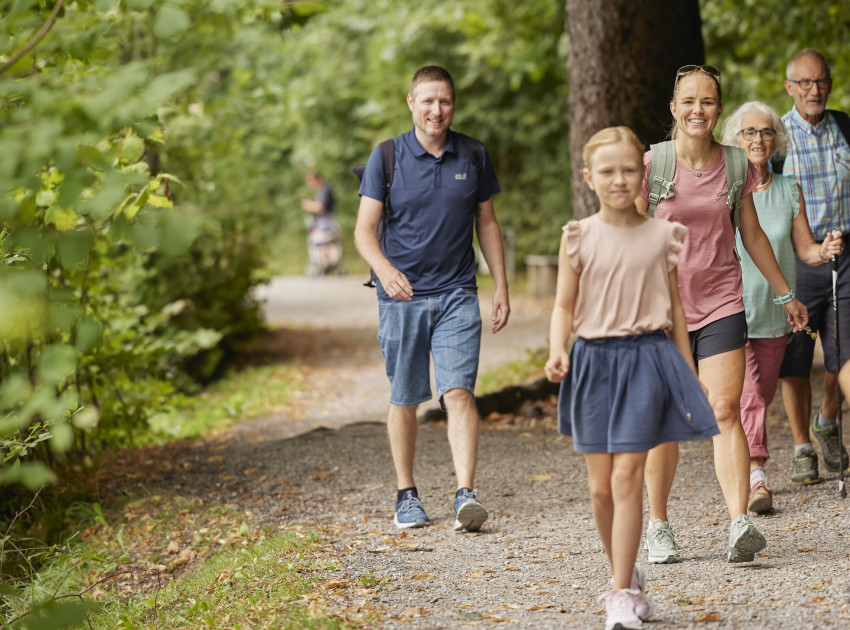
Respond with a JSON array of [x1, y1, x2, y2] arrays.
[[410, 65, 455, 100]]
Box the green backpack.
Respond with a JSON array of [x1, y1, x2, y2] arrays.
[[646, 140, 749, 232]]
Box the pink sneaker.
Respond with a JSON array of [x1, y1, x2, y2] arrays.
[[630, 563, 653, 620], [607, 564, 653, 620], [603, 588, 643, 630]]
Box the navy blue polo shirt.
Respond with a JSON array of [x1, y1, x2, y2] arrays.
[[358, 127, 500, 300]]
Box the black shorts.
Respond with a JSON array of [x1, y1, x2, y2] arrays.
[[779, 235, 850, 378], [689, 311, 748, 363]]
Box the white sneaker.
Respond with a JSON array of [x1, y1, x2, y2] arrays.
[[645, 519, 679, 563], [728, 513, 766, 563]]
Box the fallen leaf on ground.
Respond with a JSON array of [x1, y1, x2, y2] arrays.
[[399, 607, 428, 618], [694, 612, 723, 622], [404, 573, 435, 580]]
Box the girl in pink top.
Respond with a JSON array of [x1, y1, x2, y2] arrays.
[[546, 127, 717, 630], [635, 66, 808, 566]]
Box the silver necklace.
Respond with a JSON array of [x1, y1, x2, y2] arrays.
[[678, 144, 714, 177]]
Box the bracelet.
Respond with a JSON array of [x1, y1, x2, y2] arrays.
[[773, 289, 795, 305]]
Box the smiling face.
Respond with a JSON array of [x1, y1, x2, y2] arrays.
[[407, 80, 454, 143], [670, 74, 723, 139], [582, 142, 644, 212], [785, 53, 832, 125], [736, 112, 776, 168]]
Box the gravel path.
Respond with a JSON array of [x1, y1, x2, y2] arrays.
[[121, 275, 850, 629]]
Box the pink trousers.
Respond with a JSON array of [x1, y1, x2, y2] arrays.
[[740, 336, 788, 461]]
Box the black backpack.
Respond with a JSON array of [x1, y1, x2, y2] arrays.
[[353, 134, 484, 287], [771, 109, 850, 174]]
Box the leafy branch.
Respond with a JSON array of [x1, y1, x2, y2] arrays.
[[0, 486, 43, 581], [0, 0, 67, 76]]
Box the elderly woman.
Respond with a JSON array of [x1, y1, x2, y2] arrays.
[[720, 102, 843, 511]]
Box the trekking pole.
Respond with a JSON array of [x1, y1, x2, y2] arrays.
[[832, 254, 847, 498]]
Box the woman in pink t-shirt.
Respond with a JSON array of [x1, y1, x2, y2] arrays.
[[635, 66, 808, 565]]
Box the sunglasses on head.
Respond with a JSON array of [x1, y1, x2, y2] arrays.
[[676, 65, 721, 84]]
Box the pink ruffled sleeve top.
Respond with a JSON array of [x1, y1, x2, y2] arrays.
[[565, 214, 687, 339]]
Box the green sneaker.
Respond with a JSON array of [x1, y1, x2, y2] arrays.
[[790, 447, 820, 485], [811, 414, 849, 473], [728, 514, 766, 563], [644, 519, 679, 564]]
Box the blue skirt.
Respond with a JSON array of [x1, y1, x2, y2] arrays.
[[558, 331, 719, 453]]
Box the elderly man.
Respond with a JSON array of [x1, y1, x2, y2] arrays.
[[354, 66, 510, 531], [776, 49, 850, 484]]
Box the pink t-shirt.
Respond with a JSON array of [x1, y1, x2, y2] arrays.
[[640, 148, 761, 330], [566, 215, 686, 339]]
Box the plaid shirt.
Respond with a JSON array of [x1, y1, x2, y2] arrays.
[[780, 107, 850, 241]]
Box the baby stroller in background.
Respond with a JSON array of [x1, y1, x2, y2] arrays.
[[305, 213, 344, 276]]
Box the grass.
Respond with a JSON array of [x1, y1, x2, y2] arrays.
[[90, 529, 357, 629], [477, 346, 548, 396], [171, 363, 305, 439], [1, 491, 360, 629]]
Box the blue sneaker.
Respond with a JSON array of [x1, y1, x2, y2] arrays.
[[453, 488, 488, 532], [394, 490, 429, 529]]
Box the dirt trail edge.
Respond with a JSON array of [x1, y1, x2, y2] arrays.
[[116, 276, 850, 629]]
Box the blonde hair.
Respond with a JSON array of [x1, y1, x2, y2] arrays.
[[582, 126, 645, 170]]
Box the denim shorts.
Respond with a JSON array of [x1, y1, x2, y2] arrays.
[[689, 311, 748, 363], [378, 287, 482, 407]]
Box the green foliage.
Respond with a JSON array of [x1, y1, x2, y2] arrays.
[[0, 2, 338, 487], [701, 0, 850, 118]]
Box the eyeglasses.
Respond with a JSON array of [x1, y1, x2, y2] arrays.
[[787, 78, 831, 91], [738, 127, 776, 141], [676, 65, 721, 83]]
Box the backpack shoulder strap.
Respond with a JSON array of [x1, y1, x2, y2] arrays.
[[362, 139, 395, 288], [378, 138, 395, 191], [722, 144, 748, 228], [458, 133, 484, 179], [647, 141, 676, 217], [828, 109, 850, 146], [722, 144, 749, 261]]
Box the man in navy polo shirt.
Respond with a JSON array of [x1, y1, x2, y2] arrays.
[[354, 65, 510, 531]]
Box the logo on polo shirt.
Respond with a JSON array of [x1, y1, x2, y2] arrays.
[[455, 173, 468, 181]]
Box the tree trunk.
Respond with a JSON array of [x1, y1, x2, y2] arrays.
[[566, 0, 704, 219]]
